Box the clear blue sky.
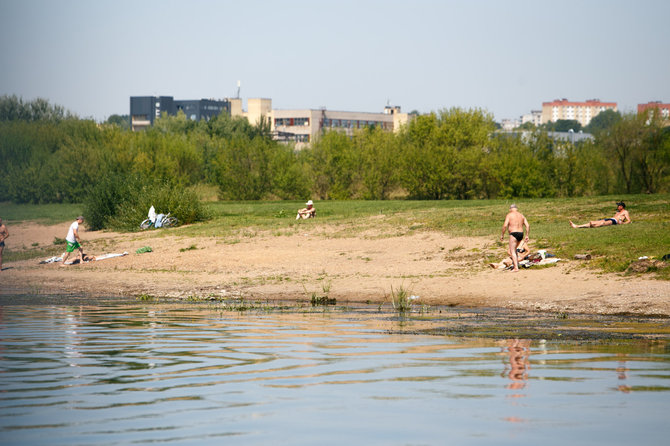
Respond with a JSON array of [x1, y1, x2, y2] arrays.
[[1, 0, 669, 122]]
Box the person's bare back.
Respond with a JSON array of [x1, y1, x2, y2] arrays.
[[505, 210, 527, 233], [500, 204, 530, 272]]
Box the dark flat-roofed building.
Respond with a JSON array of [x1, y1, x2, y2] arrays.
[[176, 99, 230, 122], [130, 96, 176, 131], [130, 96, 229, 131]]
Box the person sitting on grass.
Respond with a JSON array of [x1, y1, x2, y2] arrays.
[[296, 200, 316, 220], [490, 239, 531, 270], [570, 201, 631, 228]]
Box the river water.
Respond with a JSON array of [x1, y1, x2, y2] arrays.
[[1, 302, 669, 445]]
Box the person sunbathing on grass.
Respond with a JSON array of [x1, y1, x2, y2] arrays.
[[570, 201, 631, 228]]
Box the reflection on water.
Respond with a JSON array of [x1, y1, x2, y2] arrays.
[[0, 304, 669, 445]]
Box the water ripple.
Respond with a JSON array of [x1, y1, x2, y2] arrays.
[[1, 304, 669, 445]]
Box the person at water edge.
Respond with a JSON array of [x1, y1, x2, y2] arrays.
[[0, 217, 9, 271], [500, 204, 530, 272], [61, 216, 85, 266], [490, 238, 531, 270], [570, 201, 631, 228], [296, 200, 316, 219]]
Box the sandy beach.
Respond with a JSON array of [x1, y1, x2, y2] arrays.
[[2, 220, 669, 317]]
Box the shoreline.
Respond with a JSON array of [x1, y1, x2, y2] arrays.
[[2, 221, 670, 318]]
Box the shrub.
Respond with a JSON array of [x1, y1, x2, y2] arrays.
[[84, 175, 210, 231], [106, 180, 210, 231], [84, 173, 140, 230]]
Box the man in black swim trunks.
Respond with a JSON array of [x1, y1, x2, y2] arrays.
[[0, 216, 8, 271], [569, 201, 631, 228], [500, 204, 530, 272]]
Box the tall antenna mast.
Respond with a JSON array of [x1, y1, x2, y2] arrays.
[[236, 80, 241, 99]]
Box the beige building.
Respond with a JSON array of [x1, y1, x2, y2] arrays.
[[230, 98, 272, 126], [521, 110, 542, 127], [232, 98, 411, 149], [541, 99, 617, 127]]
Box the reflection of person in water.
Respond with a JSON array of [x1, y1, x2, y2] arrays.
[[502, 339, 531, 396], [617, 354, 631, 393]]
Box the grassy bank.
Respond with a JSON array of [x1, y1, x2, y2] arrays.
[[1, 194, 669, 278]]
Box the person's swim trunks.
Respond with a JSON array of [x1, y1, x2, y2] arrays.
[[510, 232, 524, 242], [66, 241, 81, 253], [0, 241, 4, 247], [605, 218, 618, 225]]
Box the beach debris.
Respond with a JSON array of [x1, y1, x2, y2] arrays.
[[136, 246, 153, 254]]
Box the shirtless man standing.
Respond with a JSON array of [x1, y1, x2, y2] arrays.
[[500, 204, 530, 272], [0, 217, 8, 271]]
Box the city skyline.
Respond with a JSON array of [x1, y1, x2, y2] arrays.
[[1, 0, 669, 122]]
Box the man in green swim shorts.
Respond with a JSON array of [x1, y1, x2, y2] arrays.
[[61, 216, 85, 266]]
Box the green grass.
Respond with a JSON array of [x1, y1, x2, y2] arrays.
[[0, 202, 83, 224], [3, 195, 669, 278]]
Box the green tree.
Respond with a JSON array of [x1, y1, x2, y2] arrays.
[[356, 127, 400, 199], [517, 121, 536, 130], [598, 113, 644, 193], [214, 136, 273, 200], [0, 95, 72, 122], [552, 119, 582, 132], [585, 109, 621, 135], [400, 108, 494, 199], [635, 112, 670, 193], [308, 131, 360, 199], [106, 114, 130, 130], [487, 135, 553, 198]]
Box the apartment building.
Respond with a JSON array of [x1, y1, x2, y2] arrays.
[[638, 101, 670, 121], [541, 99, 617, 127]]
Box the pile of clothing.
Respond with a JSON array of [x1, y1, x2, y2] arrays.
[[518, 250, 560, 268]]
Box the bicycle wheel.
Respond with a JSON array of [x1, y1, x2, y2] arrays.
[[140, 219, 152, 230], [162, 217, 178, 228]]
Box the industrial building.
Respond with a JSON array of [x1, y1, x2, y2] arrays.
[[130, 95, 411, 148], [130, 96, 230, 131], [229, 98, 410, 149]]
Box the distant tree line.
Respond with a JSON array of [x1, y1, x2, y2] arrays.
[[1, 95, 669, 217]]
